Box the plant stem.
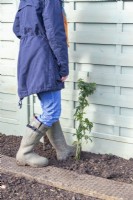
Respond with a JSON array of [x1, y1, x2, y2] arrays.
[[73, 79, 96, 160]]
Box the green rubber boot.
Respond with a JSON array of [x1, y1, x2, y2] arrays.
[[16, 117, 49, 167], [46, 121, 75, 160]]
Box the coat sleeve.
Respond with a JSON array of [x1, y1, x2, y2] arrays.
[[13, 12, 21, 39], [42, 0, 69, 77]]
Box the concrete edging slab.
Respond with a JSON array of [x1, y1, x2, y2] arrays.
[[1, 155, 133, 200]]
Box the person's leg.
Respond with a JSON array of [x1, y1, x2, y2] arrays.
[[37, 90, 75, 160], [16, 90, 63, 168], [46, 120, 75, 160], [37, 90, 61, 127], [16, 117, 49, 167]]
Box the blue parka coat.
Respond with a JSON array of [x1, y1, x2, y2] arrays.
[[13, 0, 69, 102]]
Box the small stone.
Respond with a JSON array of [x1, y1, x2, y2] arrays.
[[0, 184, 6, 189], [72, 196, 75, 200], [50, 189, 55, 192]]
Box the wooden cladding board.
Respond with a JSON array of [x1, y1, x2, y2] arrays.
[[67, 10, 133, 23], [68, 51, 133, 67], [0, 3, 16, 22], [69, 31, 133, 45], [0, 0, 13, 3], [0, 23, 15, 41]]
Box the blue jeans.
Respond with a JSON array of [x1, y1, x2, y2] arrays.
[[37, 90, 61, 127]]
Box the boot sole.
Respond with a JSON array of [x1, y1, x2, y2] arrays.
[[57, 148, 75, 161], [16, 160, 29, 166], [16, 160, 48, 168]]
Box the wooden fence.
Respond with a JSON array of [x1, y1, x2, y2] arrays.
[[0, 0, 133, 159]]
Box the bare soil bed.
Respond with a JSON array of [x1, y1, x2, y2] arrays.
[[1, 133, 133, 186], [1, 172, 99, 200]]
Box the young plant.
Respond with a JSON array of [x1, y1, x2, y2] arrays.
[[73, 79, 96, 160]]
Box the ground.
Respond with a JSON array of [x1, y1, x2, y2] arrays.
[[1, 172, 99, 200], [1, 133, 133, 199]]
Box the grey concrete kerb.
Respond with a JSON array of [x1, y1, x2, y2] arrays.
[[1, 155, 133, 200]]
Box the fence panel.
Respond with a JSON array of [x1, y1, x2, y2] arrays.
[[0, 1, 28, 136], [34, 0, 133, 159]]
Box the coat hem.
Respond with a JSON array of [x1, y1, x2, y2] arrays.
[[18, 85, 64, 99]]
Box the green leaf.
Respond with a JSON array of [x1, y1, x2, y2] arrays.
[[73, 78, 96, 160]]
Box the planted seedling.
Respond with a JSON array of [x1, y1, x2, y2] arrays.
[[73, 79, 96, 160]]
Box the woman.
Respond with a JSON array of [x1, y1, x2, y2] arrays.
[[13, 0, 74, 167]]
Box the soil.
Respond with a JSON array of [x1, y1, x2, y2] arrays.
[[1, 133, 133, 186], [1, 173, 99, 200]]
